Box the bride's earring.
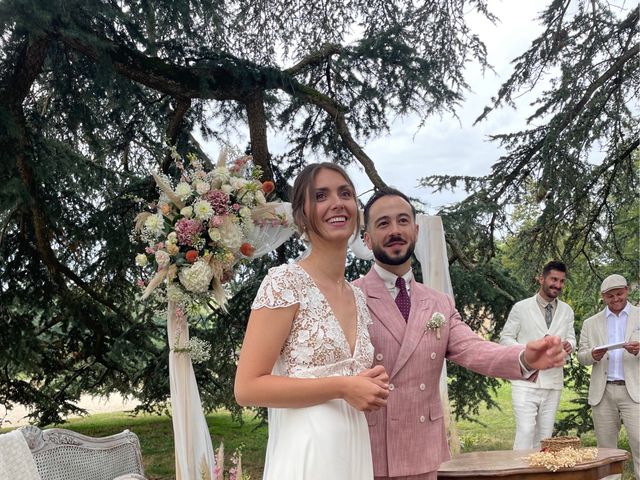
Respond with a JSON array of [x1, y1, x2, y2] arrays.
[[300, 227, 308, 243]]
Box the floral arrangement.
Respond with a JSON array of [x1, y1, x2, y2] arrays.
[[426, 312, 447, 339], [212, 442, 250, 480], [172, 323, 211, 364], [133, 145, 288, 313], [524, 447, 597, 472]]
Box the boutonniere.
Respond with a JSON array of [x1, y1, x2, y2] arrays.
[[426, 312, 447, 339]]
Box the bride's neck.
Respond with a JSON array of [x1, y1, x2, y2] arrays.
[[301, 244, 347, 285]]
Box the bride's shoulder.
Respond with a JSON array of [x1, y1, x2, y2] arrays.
[[260, 263, 306, 289], [266, 262, 303, 279], [253, 264, 304, 309]]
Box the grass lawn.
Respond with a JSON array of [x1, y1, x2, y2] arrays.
[[16, 411, 270, 480], [2, 381, 635, 479], [454, 381, 634, 479]]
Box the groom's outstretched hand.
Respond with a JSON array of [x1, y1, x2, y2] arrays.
[[523, 335, 566, 371]]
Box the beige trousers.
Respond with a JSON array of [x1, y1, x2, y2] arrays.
[[592, 383, 640, 480]]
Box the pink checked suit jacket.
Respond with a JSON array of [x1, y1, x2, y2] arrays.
[[354, 269, 526, 478]]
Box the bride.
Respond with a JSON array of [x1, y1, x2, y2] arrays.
[[234, 163, 389, 479]]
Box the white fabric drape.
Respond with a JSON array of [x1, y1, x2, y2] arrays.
[[413, 216, 460, 456], [349, 233, 374, 260], [167, 301, 216, 480], [247, 203, 297, 258]]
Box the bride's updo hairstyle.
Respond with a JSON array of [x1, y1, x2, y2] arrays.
[[291, 162, 360, 240]]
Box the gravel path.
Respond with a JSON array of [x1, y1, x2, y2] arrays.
[[1, 393, 140, 428]]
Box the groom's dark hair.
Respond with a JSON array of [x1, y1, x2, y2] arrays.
[[363, 187, 416, 230]]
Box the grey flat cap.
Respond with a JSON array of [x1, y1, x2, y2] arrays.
[[600, 274, 628, 293]]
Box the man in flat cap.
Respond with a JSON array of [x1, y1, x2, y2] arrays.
[[577, 274, 640, 479]]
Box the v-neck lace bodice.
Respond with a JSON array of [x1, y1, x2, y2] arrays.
[[252, 263, 374, 378]]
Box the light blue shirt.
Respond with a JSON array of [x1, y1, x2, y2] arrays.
[[606, 302, 630, 381]]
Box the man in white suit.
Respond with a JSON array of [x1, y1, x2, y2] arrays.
[[577, 274, 640, 479], [499, 261, 576, 450]]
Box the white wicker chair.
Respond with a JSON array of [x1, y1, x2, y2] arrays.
[[19, 425, 147, 480]]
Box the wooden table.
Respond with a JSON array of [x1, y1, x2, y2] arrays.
[[437, 447, 629, 479]]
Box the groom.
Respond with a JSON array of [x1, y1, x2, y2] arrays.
[[354, 188, 567, 480]]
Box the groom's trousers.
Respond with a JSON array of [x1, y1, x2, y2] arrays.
[[375, 473, 436, 480]]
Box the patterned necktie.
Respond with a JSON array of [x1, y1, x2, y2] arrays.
[[545, 303, 553, 328], [395, 276, 411, 321]]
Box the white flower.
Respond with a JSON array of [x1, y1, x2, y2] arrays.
[[180, 206, 193, 218], [144, 213, 164, 236], [178, 260, 214, 293], [193, 200, 214, 220], [297, 330, 310, 343], [221, 184, 233, 195], [169, 146, 181, 160], [229, 177, 247, 190], [220, 218, 243, 250], [135, 253, 148, 267], [175, 182, 192, 200], [291, 344, 314, 364], [167, 284, 184, 303], [208, 228, 221, 242], [185, 337, 211, 364], [239, 206, 251, 218], [212, 167, 230, 186], [426, 312, 447, 330], [167, 232, 178, 244], [195, 180, 210, 195], [242, 220, 255, 236], [255, 190, 266, 205], [155, 250, 171, 268], [240, 191, 254, 205]]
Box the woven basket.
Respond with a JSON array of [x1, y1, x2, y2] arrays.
[[540, 436, 581, 452]]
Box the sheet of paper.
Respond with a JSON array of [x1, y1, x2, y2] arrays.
[[594, 341, 626, 351]]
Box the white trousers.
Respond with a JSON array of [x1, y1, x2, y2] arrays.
[[511, 384, 561, 450], [592, 383, 640, 480]]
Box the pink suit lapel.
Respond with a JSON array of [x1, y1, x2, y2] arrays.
[[391, 278, 432, 378], [363, 269, 405, 345]]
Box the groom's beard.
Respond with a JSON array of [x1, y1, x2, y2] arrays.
[[372, 239, 415, 266]]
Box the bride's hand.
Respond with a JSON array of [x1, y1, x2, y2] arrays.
[[342, 374, 389, 412], [358, 365, 389, 389]]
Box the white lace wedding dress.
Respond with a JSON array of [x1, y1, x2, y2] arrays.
[[252, 263, 375, 480]]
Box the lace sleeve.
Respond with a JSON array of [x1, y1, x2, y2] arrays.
[[352, 284, 373, 326], [252, 265, 301, 310]]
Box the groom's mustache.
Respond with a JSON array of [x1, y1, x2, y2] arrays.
[[384, 235, 406, 247]]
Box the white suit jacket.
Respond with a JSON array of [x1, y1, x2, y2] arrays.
[[576, 303, 640, 405], [500, 295, 576, 390]]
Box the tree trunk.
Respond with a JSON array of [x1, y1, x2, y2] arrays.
[[245, 90, 274, 182]]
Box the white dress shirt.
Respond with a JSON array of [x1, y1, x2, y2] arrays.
[[373, 263, 413, 299], [606, 302, 630, 381]]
